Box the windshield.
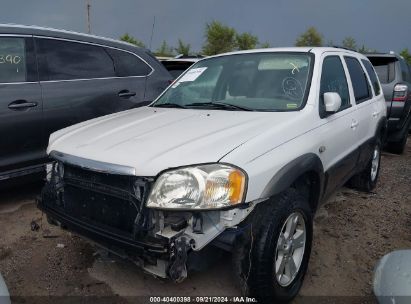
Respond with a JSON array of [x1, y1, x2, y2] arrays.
[[153, 52, 313, 111]]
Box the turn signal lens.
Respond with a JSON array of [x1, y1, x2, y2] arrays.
[[228, 170, 246, 204]]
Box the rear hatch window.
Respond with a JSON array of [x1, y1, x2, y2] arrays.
[[367, 56, 397, 83]]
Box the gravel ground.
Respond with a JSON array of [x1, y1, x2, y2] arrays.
[[0, 136, 410, 303]]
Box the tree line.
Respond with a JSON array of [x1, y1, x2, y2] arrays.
[[120, 22, 411, 65]]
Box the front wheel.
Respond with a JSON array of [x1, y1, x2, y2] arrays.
[[232, 189, 313, 303]]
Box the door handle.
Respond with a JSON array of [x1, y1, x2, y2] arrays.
[[8, 100, 38, 110], [351, 120, 359, 129], [118, 90, 136, 98], [372, 111, 380, 118]]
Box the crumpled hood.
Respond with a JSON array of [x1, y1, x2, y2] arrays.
[[48, 107, 296, 176]]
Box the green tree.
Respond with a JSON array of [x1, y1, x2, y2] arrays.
[[400, 48, 411, 65], [358, 45, 367, 53], [175, 39, 191, 56], [358, 44, 377, 54], [202, 21, 237, 55], [295, 27, 323, 47], [259, 41, 271, 48], [342, 36, 357, 50], [236, 32, 259, 50], [119, 33, 145, 48], [155, 40, 174, 57]]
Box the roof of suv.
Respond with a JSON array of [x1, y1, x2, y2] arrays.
[[206, 47, 368, 60], [0, 23, 142, 52]]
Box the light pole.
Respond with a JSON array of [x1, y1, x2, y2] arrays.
[[86, 0, 91, 34]]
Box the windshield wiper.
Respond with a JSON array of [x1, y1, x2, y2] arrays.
[[152, 103, 187, 109], [185, 102, 254, 111]]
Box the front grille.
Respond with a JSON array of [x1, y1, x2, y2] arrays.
[[63, 184, 138, 235], [47, 162, 152, 238]]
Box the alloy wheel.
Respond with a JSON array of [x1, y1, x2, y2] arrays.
[[274, 212, 306, 287], [371, 145, 380, 182]]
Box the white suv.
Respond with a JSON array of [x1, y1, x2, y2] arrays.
[[39, 47, 387, 302]]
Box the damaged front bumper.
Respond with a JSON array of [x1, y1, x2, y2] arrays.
[[38, 160, 253, 282]]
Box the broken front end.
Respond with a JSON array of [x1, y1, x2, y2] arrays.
[[38, 154, 253, 282]]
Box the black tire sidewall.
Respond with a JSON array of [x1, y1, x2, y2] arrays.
[[244, 189, 313, 302], [366, 139, 382, 191]]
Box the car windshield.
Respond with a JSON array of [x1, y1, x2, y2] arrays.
[[152, 52, 313, 111]]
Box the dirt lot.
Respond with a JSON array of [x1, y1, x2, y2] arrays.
[[0, 136, 410, 303]]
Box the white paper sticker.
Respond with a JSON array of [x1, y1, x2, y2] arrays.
[[171, 82, 180, 89], [178, 67, 207, 83]]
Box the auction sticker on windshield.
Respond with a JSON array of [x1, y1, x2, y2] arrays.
[[178, 67, 207, 82]]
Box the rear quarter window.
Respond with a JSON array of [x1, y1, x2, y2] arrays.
[[361, 59, 381, 96], [105, 48, 152, 77]]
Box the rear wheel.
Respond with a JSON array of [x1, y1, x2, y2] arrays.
[[348, 139, 381, 192], [232, 189, 313, 303]]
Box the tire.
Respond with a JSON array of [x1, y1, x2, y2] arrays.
[[348, 138, 381, 192], [232, 188, 313, 303]]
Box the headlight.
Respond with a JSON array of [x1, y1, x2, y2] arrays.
[[146, 164, 247, 210]]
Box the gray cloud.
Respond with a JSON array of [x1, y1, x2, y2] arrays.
[[0, 0, 409, 53]]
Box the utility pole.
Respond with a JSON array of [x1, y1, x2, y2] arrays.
[[149, 16, 156, 51], [86, 0, 91, 34]]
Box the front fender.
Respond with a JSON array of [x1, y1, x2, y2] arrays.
[[261, 153, 324, 199]]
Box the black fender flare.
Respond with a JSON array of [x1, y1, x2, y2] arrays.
[[261, 153, 325, 201]]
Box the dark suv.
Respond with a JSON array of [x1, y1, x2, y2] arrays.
[[366, 53, 411, 154], [0, 24, 171, 181]]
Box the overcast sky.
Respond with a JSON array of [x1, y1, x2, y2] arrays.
[[0, 0, 409, 53]]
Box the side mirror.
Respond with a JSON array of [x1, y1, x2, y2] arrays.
[[373, 250, 411, 304], [324, 92, 342, 113]]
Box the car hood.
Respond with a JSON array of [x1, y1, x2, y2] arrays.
[[48, 107, 297, 176]]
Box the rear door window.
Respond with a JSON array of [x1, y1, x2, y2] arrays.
[[361, 59, 381, 96], [105, 48, 152, 77], [0, 37, 27, 83], [36, 38, 115, 81], [367, 57, 396, 83], [344, 57, 371, 103]]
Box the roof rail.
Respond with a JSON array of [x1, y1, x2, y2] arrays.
[[331, 45, 356, 52]]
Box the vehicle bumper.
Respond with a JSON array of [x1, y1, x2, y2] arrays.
[[38, 160, 253, 281], [37, 201, 170, 258]]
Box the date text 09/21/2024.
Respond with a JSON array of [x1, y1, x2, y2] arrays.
[[149, 296, 257, 303]]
